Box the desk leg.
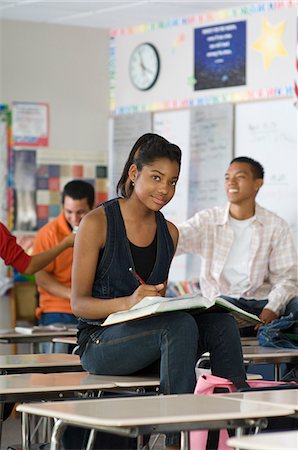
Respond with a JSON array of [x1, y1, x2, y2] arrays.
[[234, 426, 244, 450], [274, 364, 281, 381], [51, 419, 67, 450], [86, 429, 96, 450], [180, 431, 190, 450], [21, 411, 31, 450], [0, 401, 3, 449]]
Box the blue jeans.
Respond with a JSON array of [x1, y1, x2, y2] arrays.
[[80, 311, 245, 446], [39, 313, 78, 353]]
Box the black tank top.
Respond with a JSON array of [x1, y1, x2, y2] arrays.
[[129, 233, 157, 282]]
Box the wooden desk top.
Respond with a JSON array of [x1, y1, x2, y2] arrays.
[[0, 329, 77, 344], [0, 372, 114, 394], [0, 353, 82, 374], [227, 430, 298, 450], [242, 346, 298, 364], [222, 388, 298, 412], [16, 394, 294, 428], [0, 372, 160, 395], [52, 337, 77, 345]]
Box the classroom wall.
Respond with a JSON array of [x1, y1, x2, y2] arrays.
[[1, 20, 110, 162], [0, 21, 111, 329], [0, 22, 3, 100], [111, 2, 296, 113]]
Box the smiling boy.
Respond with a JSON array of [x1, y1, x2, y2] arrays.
[[176, 156, 298, 329]]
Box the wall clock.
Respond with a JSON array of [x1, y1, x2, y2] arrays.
[[129, 43, 160, 91]]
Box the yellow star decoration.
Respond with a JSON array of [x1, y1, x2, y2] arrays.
[[252, 17, 288, 69]]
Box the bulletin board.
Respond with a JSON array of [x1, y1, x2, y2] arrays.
[[110, 3, 296, 114], [235, 98, 297, 246]]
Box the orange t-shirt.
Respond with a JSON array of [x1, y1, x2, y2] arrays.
[[32, 212, 73, 317]]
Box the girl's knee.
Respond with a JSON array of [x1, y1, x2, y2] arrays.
[[170, 312, 199, 339]]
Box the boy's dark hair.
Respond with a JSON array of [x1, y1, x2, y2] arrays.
[[62, 180, 95, 209], [230, 156, 264, 179], [117, 133, 182, 198]]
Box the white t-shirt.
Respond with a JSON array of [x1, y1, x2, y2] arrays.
[[222, 215, 255, 296]]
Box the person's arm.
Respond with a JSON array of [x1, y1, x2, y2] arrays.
[[24, 233, 75, 275], [34, 270, 71, 298], [175, 211, 203, 257], [71, 208, 163, 320], [162, 219, 180, 296], [262, 226, 297, 318]]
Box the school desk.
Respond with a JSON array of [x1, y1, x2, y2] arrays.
[[242, 346, 298, 381], [16, 394, 294, 450], [0, 372, 160, 448], [227, 430, 298, 449], [0, 353, 82, 375], [220, 387, 298, 415], [197, 346, 298, 381], [0, 328, 77, 353]]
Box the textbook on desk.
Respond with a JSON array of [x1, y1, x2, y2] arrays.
[[101, 293, 262, 327]]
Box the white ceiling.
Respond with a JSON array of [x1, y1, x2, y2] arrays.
[[0, 0, 254, 29]]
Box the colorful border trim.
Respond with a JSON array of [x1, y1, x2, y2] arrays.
[[112, 85, 295, 115], [110, 1, 296, 36], [109, 1, 296, 114]]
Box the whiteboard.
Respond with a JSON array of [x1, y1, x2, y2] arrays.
[[188, 104, 234, 216], [235, 99, 297, 246], [109, 113, 152, 198], [186, 103, 234, 279], [153, 109, 190, 281]]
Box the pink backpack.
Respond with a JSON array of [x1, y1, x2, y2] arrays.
[[190, 373, 288, 450]]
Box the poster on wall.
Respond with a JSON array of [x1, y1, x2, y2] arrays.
[[12, 102, 49, 147], [12, 150, 37, 231], [194, 21, 246, 90]]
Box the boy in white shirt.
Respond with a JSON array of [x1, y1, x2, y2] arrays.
[[176, 156, 298, 330]]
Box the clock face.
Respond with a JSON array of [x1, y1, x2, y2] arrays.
[[129, 43, 160, 91]]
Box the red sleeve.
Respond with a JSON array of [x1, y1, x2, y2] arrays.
[[0, 223, 32, 273]]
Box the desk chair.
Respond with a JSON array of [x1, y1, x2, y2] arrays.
[[9, 281, 38, 353], [10, 281, 38, 327]]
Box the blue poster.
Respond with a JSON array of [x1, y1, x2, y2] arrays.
[[194, 21, 246, 90]]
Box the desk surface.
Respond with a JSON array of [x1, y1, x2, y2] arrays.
[[0, 329, 77, 344], [227, 430, 298, 450], [0, 353, 80, 368], [222, 389, 298, 411], [16, 394, 294, 428], [0, 372, 160, 395], [242, 346, 298, 357], [0, 353, 82, 374], [52, 337, 77, 345]]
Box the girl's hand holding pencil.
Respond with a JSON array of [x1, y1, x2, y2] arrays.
[[128, 267, 164, 309]]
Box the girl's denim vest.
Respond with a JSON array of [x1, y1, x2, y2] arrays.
[[79, 198, 174, 326]]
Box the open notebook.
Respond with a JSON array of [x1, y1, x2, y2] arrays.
[[101, 292, 262, 328]]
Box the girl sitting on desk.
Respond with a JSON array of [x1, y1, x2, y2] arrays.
[[71, 133, 247, 449]]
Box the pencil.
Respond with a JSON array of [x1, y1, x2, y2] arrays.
[[129, 267, 145, 285]]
